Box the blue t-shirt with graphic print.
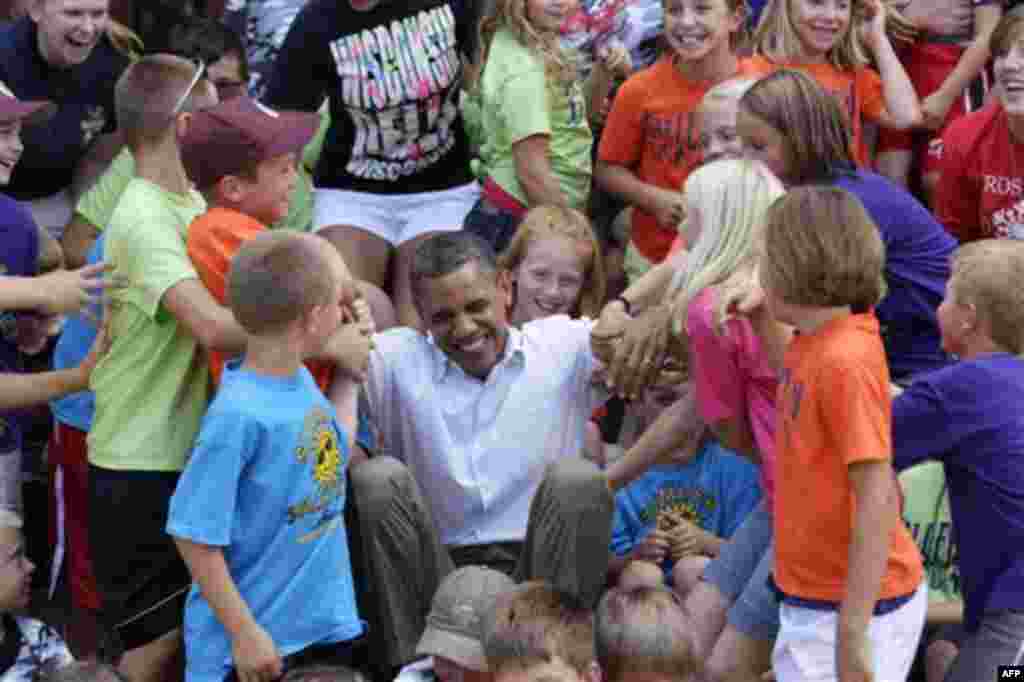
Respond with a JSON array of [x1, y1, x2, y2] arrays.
[[0, 194, 39, 457], [167, 362, 363, 682], [611, 440, 761, 578]]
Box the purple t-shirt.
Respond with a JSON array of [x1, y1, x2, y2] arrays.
[[687, 288, 778, 509], [893, 353, 1024, 631], [833, 170, 955, 380], [0, 194, 40, 455]]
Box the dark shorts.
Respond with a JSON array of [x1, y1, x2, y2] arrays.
[[88, 464, 191, 654]]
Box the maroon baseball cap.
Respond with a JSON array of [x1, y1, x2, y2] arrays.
[[182, 96, 320, 189], [0, 82, 54, 124]]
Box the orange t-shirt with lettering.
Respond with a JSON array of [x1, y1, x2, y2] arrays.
[[599, 56, 764, 264], [746, 56, 885, 167], [186, 207, 334, 391], [774, 313, 923, 603]]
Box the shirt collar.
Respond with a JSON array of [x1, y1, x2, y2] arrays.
[[430, 325, 526, 383]]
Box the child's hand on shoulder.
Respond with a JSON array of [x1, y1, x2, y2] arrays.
[[324, 321, 374, 383]]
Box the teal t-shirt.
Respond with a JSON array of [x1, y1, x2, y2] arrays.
[[479, 27, 592, 208]]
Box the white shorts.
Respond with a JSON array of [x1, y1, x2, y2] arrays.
[[772, 583, 927, 682], [313, 182, 480, 246]]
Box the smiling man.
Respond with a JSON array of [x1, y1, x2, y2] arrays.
[[356, 231, 614, 678]]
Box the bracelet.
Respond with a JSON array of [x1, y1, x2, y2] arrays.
[[614, 296, 633, 316]]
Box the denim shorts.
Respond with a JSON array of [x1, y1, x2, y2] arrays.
[[702, 499, 780, 640]]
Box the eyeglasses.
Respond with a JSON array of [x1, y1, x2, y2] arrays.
[[170, 59, 206, 117]]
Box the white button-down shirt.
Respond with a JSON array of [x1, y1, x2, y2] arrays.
[[365, 315, 605, 547]]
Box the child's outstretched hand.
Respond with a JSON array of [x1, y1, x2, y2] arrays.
[[630, 528, 670, 564], [232, 621, 282, 682], [858, 0, 891, 51], [324, 321, 374, 383], [597, 42, 633, 79], [37, 262, 120, 317]]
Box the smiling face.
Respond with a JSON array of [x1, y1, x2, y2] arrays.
[[789, 0, 851, 61], [0, 119, 24, 185], [698, 100, 743, 165], [30, 0, 109, 69], [418, 260, 512, 380], [663, 0, 743, 64], [233, 152, 300, 226], [996, 38, 1024, 117], [510, 235, 587, 325], [526, 0, 579, 32]]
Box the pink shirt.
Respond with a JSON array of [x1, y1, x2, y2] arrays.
[[687, 287, 779, 508]]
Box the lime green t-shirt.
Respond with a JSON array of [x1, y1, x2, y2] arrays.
[[479, 27, 592, 209], [899, 461, 961, 604], [87, 179, 209, 472]]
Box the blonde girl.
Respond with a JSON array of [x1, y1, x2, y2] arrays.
[[749, 0, 920, 166], [464, 0, 606, 254], [499, 205, 606, 326]]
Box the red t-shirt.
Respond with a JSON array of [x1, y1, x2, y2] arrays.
[[774, 313, 923, 602], [935, 103, 1024, 242], [599, 56, 763, 263], [186, 207, 335, 391], [746, 56, 885, 167]]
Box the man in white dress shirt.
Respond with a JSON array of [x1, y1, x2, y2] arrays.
[[350, 232, 614, 678]]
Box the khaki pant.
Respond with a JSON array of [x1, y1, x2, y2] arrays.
[[349, 457, 614, 671]]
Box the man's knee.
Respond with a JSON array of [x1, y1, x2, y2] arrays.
[[350, 456, 411, 525], [542, 458, 612, 511]]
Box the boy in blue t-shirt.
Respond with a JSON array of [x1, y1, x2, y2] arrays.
[[609, 376, 761, 597], [167, 230, 370, 682], [892, 239, 1024, 682]]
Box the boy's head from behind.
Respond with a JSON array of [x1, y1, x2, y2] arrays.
[[940, 240, 1024, 357], [595, 587, 699, 682], [228, 231, 353, 352], [181, 97, 320, 225], [416, 565, 517, 682], [483, 581, 598, 682], [165, 17, 249, 100], [759, 186, 886, 323]]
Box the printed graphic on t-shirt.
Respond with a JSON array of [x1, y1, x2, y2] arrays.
[[641, 110, 700, 165], [905, 516, 961, 598], [328, 4, 462, 182], [982, 176, 1024, 239], [637, 484, 719, 530], [288, 407, 346, 543]]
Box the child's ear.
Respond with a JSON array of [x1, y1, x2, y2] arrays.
[[217, 175, 247, 204]]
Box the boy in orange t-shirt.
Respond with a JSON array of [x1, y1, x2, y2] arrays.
[[758, 186, 925, 682], [182, 96, 336, 389]]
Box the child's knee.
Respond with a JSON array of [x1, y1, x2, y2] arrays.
[[671, 555, 710, 597], [618, 560, 665, 590]]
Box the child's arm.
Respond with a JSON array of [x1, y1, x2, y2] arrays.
[[863, 0, 922, 129], [587, 43, 632, 126], [174, 539, 283, 681], [0, 263, 112, 316], [514, 135, 570, 206], [921, 4, 1002, 130], [926, 599, 963, 625], [595, 162, 686, 230], [162, 280, 249, 354], [839, 459, 898, 682]]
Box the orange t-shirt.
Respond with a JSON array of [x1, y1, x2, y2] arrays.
[[599, 56, 764, 264], [186, 207, 334, 391], [774, 313, 923, 603], [746, 56, 885, 167]]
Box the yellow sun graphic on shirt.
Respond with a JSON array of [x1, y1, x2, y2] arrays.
[[664, 500, 700, 524], [313, 428, 341, 489]]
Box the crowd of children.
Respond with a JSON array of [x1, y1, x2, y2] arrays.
[[2, 0, 1024, 681]]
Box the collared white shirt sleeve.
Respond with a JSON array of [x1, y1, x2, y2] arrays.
[[363, 317, 606, 546]]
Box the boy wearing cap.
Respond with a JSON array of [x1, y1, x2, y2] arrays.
[[397, 566, 516, 682]]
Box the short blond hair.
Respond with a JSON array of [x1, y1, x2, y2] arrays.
[[950, 240, 1024, 355], [698, 77, 758, 113], [484, 582, 595, 679], [498, 205, 606, 319], [227, 231, 337, 335], [115, 54, 202, 147], [760, 186, 886, 311], [595, 587, 699, 682]]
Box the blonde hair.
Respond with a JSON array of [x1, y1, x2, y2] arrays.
[[498, 205, 606, 319], [751, 0, 867, 70], [760, 186, 886, 310], [476, 0, 578, 87], [949, 240, 1024, 355], [669, 160, 785, 333], [698, 77, 758, 113], [992, 12, 1024, 57], [595, 587, 699, 682]]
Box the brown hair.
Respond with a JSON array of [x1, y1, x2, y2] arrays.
[[991, 12, 1024, 57], [950, 240, 1024, 355], [498, 205, 606, 319], [115, 54, 201, 147], [759, 186, 886, 310], [595, 587, 699, 682], [739, 70, 855, 185], [483, 582, 596, 678], [227, 231, 337, 335]]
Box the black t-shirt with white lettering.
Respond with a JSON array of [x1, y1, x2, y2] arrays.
[[263, 0, 477, 195]]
